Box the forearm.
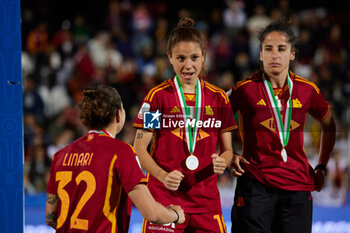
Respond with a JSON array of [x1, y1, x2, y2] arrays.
[[134, 129, 167, 183], [129, 184, 178, 224], [46, 193, 58, 229], [219, 150, 234, 167], [137, 148, 168, 183], [318, 117, 336, 165], [219, 132, 233, 167]]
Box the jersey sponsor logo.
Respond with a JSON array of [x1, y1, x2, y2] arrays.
[[170, 128, 210, 142], [137, 103, 150, 119], [292, 98, 303, 108], [205, 105, 214, 116], [257, 99, 266, 106], [170, 106, 180, 113], [143, 110, 161, 129], [260, 117, 300, 132]]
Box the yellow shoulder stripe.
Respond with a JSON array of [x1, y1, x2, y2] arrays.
[[148, 82, 171, 102], [145, 80, 170, 101], [126, 143, 136, 153], [294, 77, 320, 94], [205, 82, 229, 104], [234, 80, 253, 90]]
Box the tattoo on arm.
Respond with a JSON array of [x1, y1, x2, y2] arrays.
[[137, 132, 143, 139], [46, 211, 58, 229], [46, 193, 59, 229], [47, 194, 59, 205]]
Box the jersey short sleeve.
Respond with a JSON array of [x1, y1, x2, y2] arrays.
[[219, 91, 237, 133], [134, 93, 159, 129], [309, 86, 330, 121], [47, 155, 58, 194], [115, 144, 147, 193]]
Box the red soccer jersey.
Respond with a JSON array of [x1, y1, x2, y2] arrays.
[[134, 78, 237, 213], [47, 132, 147, 233], [229, 71, 330, 191]]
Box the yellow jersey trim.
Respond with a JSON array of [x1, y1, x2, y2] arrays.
[[294, 77, 320, 94], [205, 82, 229, 104], [103, 155, 119, 233]]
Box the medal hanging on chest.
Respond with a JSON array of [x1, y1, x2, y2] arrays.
[[263, 74, 293, 162], [174, 75, 202, 170]]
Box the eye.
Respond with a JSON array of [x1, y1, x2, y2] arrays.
[[177, 56, 185, 62], [279, 48, 286, 52], [191, 55, 199, 61]]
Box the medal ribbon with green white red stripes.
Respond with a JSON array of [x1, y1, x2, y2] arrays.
[[173, 75, 202, 155], [263, 73, 293, 161]]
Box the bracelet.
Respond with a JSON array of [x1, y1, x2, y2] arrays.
[[171, 209, 179, 224], [314, 164, 327, 176]]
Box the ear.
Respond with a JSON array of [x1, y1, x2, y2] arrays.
[[290, 48, 296, 61], [115, 110, 120, 123], [168, 53, 173, 65], [259, 49, 263, 62]]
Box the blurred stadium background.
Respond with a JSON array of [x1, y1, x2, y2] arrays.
[[22, 0, 350, 232]]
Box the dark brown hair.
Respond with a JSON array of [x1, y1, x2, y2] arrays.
[[167, 17, 207, 75], [79, 85, 122, 130], [258, 21, 296, 51]]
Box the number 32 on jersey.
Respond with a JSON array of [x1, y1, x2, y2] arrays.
[[56, 171, 96, 230]]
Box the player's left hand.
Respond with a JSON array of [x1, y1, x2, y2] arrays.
[[314, 169, 326, 192], [212, 153, 226, 175]]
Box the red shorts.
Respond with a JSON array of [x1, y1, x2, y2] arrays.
[[142, 211, 227, 233]]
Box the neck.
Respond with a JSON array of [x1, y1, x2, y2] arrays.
[[179, 77, 197, 94], [104, 124, 117, 138], [265, 70, 289, 88]]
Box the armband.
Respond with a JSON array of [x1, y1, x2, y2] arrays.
[[172, 209, 179, 224], [314, 164, 327, 176]]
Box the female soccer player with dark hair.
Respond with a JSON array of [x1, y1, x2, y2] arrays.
[[228, 21, 336, 233], [133, 17, 236, 232], [46, 85, 185, 233]]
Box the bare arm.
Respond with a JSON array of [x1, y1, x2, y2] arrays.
[[46, 193, 59, 229], [315, 112, 336, 191], [133, 129, 184, 191], [230, 130, 249, 177], [128, 184, 185, 224], [212, 132, 234, 174]]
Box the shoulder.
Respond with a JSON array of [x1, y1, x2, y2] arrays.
[[232, 72, 261, 91], [101, 136, 134, 151], [292, 73, 321, 94], [52, 136, 84, 161], [144, 79, 172, 102], [203, 80, 230, 104]]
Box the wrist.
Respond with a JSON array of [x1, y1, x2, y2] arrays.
[[314, 164, 327, 176], [157, 169, 167, 183], [171, 209, 179, 224]]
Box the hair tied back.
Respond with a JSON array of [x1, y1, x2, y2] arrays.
[[178, 17, 195, 27], [83, 89, 96, 98]]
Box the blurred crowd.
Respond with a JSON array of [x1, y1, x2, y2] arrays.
[[22, 0, 350, 206]]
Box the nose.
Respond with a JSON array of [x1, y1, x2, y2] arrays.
[[271, 48, 279, 60], [184, 59, 192, 69]]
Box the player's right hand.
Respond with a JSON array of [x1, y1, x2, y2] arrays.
[[163, 170, 184, 191], [167, 205, 185, 224], [230, 154, 249, 177]]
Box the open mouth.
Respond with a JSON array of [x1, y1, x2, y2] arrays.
[[182, 72, 195, 79]]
